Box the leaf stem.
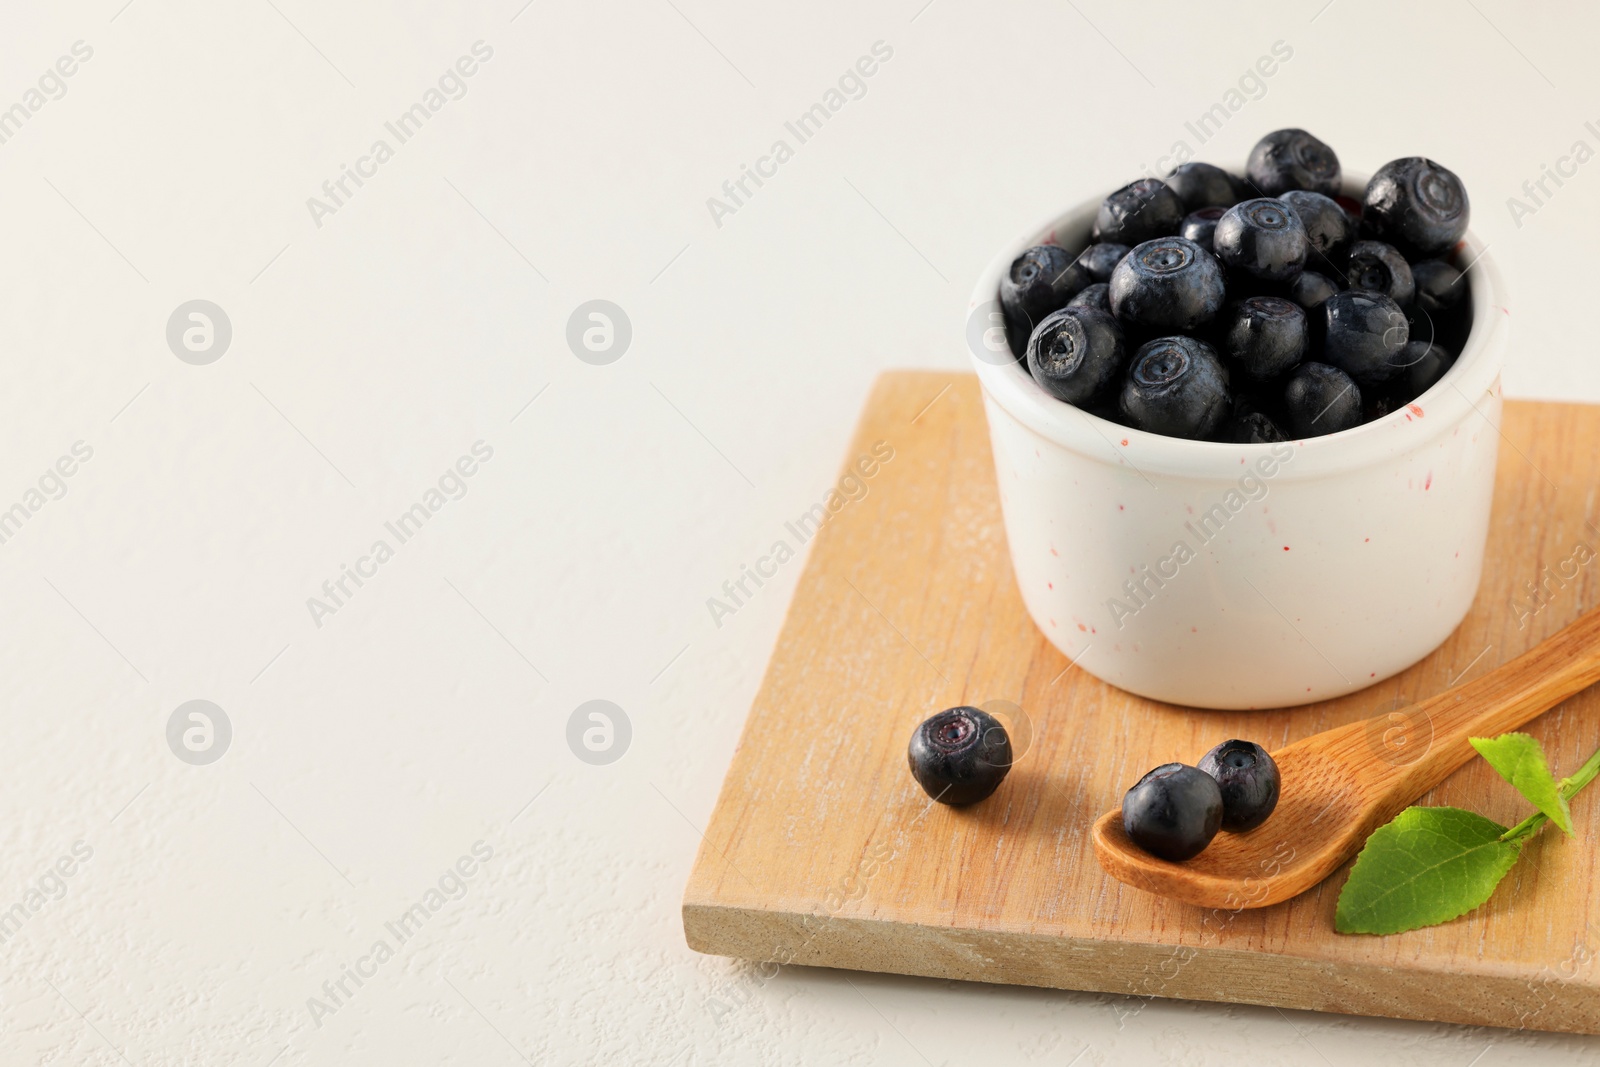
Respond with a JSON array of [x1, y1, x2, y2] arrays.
[[1500, 742, 1600, 842]]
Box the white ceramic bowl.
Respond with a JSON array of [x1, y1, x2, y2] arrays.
[[968, 171, 1508, 709]]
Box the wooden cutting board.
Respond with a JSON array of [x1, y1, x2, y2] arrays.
[[682, 371, 1600, 1034]]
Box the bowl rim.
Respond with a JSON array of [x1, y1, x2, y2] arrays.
[[967, 166, 1508, 481]]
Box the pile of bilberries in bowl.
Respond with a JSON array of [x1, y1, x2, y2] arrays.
[[1001, 128, 1473, 442]]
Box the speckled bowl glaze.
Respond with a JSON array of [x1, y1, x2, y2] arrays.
[[968, 171, 1508, 709]]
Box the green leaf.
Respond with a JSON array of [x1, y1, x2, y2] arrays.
[[1470, 732, 1573, 836], [1335, 806, 1522, 935]]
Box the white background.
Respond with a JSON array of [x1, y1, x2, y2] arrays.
[[0, 0, 1596, 1063]]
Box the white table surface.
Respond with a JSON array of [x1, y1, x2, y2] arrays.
[[2, 0, 1597, 1063]]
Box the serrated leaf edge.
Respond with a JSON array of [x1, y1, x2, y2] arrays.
[[1469, 732, 1574, 836], [1334, 806, 1520, 936]]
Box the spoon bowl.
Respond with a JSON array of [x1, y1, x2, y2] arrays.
[[1093, 603, 1600, 909]]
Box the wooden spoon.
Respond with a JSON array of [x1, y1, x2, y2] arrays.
[[1092, 604, 1600, 910]]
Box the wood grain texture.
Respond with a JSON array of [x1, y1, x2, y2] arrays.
[[1093, 600, 1600, 908], [682, 371, 1600, 1034]]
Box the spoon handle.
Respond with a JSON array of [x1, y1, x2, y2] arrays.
[[1388, 603, 1600, 799]]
